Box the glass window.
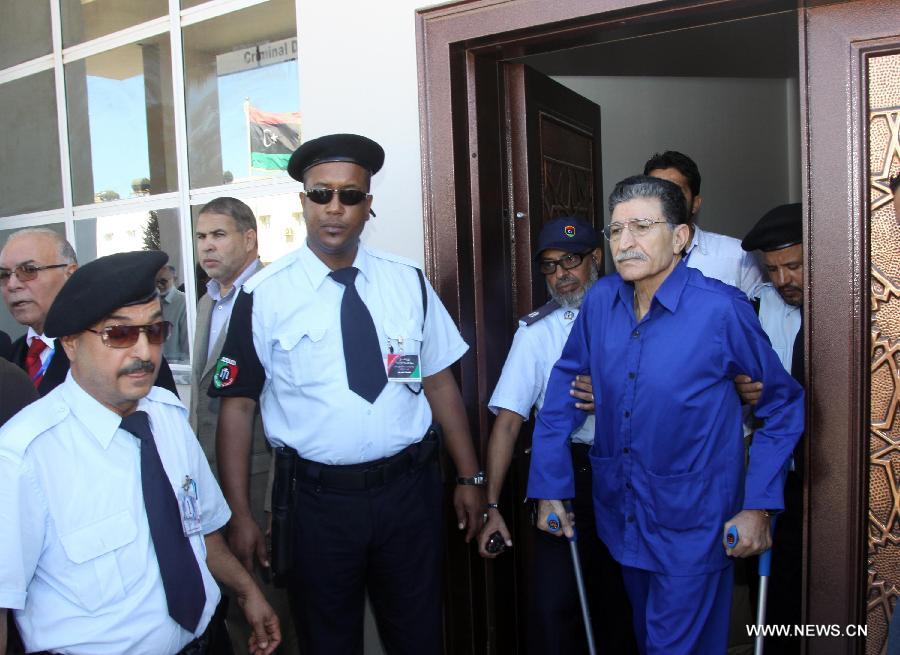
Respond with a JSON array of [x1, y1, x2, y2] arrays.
[[183, 0, 300, 189], [0, 223, 66, 340], [0, 72, 63, 217], [65, 33, 177, 207], [74, 209, 188, 363], [60, 0, 168, 49], [0, 0, 52, 69]]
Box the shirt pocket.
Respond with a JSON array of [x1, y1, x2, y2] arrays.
[[646, 467, 715, 532], [58, 510, 137, 612], [271, 316, 334, 387], [382, 318, 423, 357]]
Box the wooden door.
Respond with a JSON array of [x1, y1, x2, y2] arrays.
[[481, 62, 602, 654]]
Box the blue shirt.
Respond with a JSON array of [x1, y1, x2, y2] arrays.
[[527, 261, 804, 575]]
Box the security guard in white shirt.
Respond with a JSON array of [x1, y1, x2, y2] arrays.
[[0, 250, 280, 655], [209, 134, 484, 655], [477, 217, 637, 654], [644, 150, 766, 297]]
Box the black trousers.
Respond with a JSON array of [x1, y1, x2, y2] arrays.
[[284, 457, 443, 655], [528, 444, 639, 655], [748, 470, 803, 655]]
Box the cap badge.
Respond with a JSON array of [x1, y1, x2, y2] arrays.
[[564, 225, 576, 237]]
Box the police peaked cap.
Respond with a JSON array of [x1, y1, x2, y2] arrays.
[[288, 133, 385, 181], [45, 250, 168, 338], [533, 216, 600, 260], [741, 203, 802, 252]]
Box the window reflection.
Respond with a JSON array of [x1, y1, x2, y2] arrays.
[[183, 0, 300, 189], [65, 33, 177, 207], [74, 209, 187, 364], [60, 0, 168, 49], [0, 72, 63, 218], [0, 0, 51, 69]]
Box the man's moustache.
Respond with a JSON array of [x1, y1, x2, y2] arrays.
[[118, 360, 156, 376], [616, 250, 648, 262]]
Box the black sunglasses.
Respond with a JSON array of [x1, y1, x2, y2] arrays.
[[85, 321, 172, 348], [538, 251, 593, 275], [303, 188, 370, 206], [0, 263, 69, 286], [303, 188, 376, 217]]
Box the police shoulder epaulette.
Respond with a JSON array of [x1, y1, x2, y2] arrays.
[[519, 299, 561, 327], [0, 395, 70, 459], [243, 250, 300, 293], [366, 246, 421, 272], [147, 384, 187, 411]]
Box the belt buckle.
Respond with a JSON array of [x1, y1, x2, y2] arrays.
[[364, 465, 385, 489]]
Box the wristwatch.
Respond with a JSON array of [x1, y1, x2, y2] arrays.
[[456, 471, 486, 486]]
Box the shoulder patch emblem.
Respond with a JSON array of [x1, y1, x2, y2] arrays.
[[214, 356, 238, 389]]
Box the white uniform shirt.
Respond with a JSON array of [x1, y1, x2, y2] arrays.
[[489, 305, 593, 445], [0, 374, 231, 655], [241, 243, 468, 464], [757, 284, 801, 370], [685, 225, 766, 298]]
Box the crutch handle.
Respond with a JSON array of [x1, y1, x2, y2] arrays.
[[726, 525, 739, 548], [547, 508, 577, 542], [758, 515, 777, 577]]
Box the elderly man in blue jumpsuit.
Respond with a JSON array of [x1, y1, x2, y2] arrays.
[[528, 175, 805, 654]]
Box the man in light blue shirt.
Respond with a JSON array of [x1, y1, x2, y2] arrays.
[[0, 250, 280, 655], [528, 176, 804, 654]]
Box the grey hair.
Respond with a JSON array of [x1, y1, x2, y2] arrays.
[[608, 175, 689, 227], [198, 197, 257, 233], [6, 227, 77, 264]]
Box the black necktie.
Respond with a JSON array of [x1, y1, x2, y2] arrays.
[[330, 267, 387, 403], [120, 411, 206, 632]]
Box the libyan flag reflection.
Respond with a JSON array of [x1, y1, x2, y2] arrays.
[[248, 105, 301, 171]]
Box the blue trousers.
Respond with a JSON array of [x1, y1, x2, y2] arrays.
[[621, 564, 733, 655]]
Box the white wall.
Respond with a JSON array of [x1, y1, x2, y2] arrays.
[[553, 75, 802, 240], [297, 0, 430, 265]]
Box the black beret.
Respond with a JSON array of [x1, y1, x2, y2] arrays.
[[741, 203, 802, 252], [287, 133, 385, 181], [45, 250, 168, 338], [533, 216, 599, 261]]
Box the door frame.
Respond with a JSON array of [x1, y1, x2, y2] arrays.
[[416, 1, 869, 653]]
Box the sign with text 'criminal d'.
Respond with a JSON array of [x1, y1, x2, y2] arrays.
[[216, 37, 297, 76]]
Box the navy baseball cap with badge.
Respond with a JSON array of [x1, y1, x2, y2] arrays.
[[45, 250, 169, 339], [533, 216, 600, 260]]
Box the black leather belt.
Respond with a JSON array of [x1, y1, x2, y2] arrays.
[[277, 425, 440, 492]]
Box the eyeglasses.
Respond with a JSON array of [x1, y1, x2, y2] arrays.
[[0, 263, 69, 286], [538, 251, 592, 275], [85, 321, 171, 348], [602, 218, 669, 241], [303, 188, 370, 206]]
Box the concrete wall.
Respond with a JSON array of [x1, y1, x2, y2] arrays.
[[552, 75, 802, 240], [297, 0, 429, 265]]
